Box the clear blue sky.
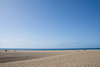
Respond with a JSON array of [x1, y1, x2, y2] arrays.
[[0, 0, 100, 48]]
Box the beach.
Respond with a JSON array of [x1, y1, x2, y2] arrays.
[[0, 50, 100, 67]]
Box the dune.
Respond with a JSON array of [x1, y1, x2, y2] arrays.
[[0, 50, 100, 67]]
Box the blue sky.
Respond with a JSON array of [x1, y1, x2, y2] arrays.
[[0, 0, 100, 48]]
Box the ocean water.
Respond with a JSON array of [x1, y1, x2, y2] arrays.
[[0, 48, 100, 51]]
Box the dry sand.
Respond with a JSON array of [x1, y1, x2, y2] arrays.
[[0, 50, 100, 67]]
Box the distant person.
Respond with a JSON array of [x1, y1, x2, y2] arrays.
[[84, 50, 86, 51], [14, 50, 16, 52], [5, 50, 7, 52]]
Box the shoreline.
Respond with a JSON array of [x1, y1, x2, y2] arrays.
[[0, 48, 100, 51]]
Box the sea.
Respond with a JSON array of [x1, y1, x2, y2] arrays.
[[0, 48, 100, 51]]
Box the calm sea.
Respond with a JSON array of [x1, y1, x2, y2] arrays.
[[0, 48, 100, 50]]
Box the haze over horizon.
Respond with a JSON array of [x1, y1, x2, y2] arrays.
[[0, 0, 100, 48]]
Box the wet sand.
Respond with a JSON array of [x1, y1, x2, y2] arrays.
[[0, 50, 73, 63]]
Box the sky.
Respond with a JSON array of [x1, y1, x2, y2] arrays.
[[0, 0, 100, 48]]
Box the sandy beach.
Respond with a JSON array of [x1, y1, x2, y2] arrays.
[[0, 50, 100, 67]]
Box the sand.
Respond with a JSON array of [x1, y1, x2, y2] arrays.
[[0, 50, 100, 67]]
